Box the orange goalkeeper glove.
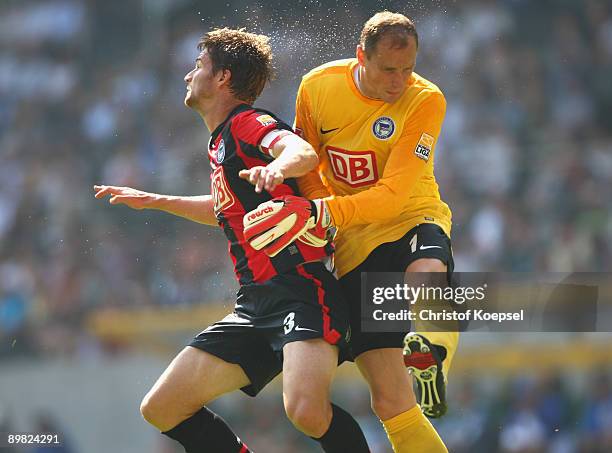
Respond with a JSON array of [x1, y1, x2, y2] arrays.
[[243, 195, 334, 257]]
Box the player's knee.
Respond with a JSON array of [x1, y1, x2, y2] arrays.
[[140, 392, 177, 431], [284, 396, 331, 438], [140, 393, 163, 427], [371, 387, 414, 421], [371, 396, 403, 421]]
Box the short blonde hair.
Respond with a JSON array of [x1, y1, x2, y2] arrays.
[[360, 11, 418, 56]]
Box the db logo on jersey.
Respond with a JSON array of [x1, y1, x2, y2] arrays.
[[327, 147, 379, 188], [211, 166, 235, 214]]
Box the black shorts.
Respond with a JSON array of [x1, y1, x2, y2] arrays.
[[340, 223, 454, 359], [188, 262, 350, 396]]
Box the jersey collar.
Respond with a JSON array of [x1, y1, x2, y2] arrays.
[[210, 103, 252, 142], [346, 60, 382, 106], [346, 59, 416, 106]]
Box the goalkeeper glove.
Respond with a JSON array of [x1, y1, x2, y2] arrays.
[[243, 195, 334, 257], [297, 199, 335, 247]]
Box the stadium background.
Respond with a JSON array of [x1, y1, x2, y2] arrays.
[[1, 0, 611, 452]]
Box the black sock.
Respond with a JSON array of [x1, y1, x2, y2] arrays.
[[163, 407, 251, 453], [313, 404, 370, 452]]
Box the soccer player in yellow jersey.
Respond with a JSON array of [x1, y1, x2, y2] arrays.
[[244, 11, 455, 453]]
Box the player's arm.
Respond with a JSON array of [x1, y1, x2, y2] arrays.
[[297, 169, 331, 200], [294, 80, 332, 200], [93, 185, 217, 225], [238, 131, 318, 193], [325, 92, 446, 227]]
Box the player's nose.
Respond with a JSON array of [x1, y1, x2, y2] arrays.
[[391, 73, 403, 87]]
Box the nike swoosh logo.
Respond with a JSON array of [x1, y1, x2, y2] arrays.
[[420, 245, 443, 250], [320, 127, 339, 134], [295, 326, 319, 333]]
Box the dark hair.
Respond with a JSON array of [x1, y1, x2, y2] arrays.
[[198, 28, 274, 104], [360, 11, 419, 56]]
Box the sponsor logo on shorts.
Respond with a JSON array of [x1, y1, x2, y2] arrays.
[[420, 245, 443, 250], [295, 326, 318, 332], [372, 116, 395, 140]]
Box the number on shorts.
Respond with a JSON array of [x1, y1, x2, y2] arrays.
[[410, 233, 418, 253], [283, 312, 295, 334]]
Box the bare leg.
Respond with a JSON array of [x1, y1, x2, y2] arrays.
[[355, 348, 417, 421], [140, 346, 250, 431]]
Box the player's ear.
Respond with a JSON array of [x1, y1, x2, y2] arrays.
[[356, 45, 366, 65], [217, 68, 231, 86]]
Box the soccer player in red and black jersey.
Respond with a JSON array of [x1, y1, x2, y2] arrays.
[[94, 29, 368, 453]]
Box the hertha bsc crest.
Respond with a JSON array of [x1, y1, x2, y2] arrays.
[[372, 116, 395, 140], [216, 139, 225, 163]]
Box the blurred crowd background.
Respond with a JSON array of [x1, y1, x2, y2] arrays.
[[1, 0, 611, 452]]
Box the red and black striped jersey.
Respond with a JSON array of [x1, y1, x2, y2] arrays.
[[209, 103, 332, 285]]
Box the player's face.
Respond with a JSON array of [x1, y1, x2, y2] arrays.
[[357, 35, 417, 103], [184, 50, 217, 110]]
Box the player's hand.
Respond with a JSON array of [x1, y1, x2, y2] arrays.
[[243, 195, 333, 257], [239, 166, 284, 193], [93, 185, 159, 210], [298, 199, 336, 247]]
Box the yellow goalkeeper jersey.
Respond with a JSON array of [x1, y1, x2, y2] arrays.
[[295, 58, 452, 277]]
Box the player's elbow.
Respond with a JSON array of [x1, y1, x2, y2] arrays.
[[301, 143, 319, 171], [288, 134, 319, 170]]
